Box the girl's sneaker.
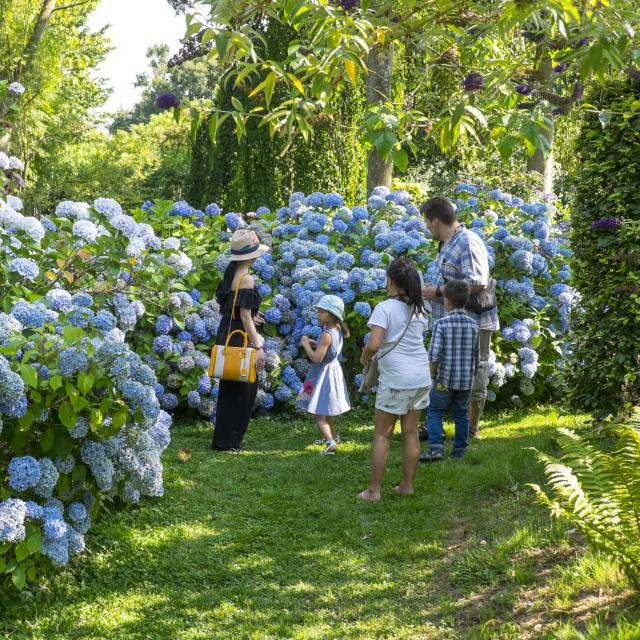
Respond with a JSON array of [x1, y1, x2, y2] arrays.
[[321, 442, 337, 456], [314, 435, 341, 445]]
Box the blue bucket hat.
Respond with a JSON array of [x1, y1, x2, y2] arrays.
[[313, 295, 344, 322]]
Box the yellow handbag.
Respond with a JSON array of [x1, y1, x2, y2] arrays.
[[208, 275, 258, 383]]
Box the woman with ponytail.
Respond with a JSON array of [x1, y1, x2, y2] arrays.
[[358, 257, 431, 502]]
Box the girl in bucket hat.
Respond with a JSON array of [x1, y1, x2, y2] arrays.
[[297, 294, 351, 455], [211, 229, 269, 452]]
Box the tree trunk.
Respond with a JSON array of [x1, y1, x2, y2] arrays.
[[526, 120, 554, 194], [19, 0, 58, 78], [527, 52, 554, 194], [365, 44, 393, 195]]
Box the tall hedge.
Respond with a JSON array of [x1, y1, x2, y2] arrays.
[[565, 79, 640, 418], [187, 20, 366, 211]]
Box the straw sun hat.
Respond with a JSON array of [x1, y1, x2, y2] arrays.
[[226, 229, 270, 262]]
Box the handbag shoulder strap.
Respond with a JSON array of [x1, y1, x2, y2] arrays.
[[226, 273, 247, 343], [378, 304, 415, 361]]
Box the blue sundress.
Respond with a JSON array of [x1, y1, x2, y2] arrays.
[[298, 327, 351, 416]]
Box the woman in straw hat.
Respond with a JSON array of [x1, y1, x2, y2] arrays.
[[211, 228, 269, 452]]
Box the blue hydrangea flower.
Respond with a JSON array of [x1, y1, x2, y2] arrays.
[[34, 458, 59, 498], [59, 348, 89, 377], [0, 498, 27, 543], [8, 456, 42, 491], [354, 301, 372, 318], [367, 196, 387, 210], [205, 203, 221, 216], [9, 258, 39, 280], [323, 192, 344, 208], [80, 441, 114, 491], [224, 212, 243, 230]]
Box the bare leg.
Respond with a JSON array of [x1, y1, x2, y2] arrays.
[[327, 416, 336, 439], [361, 409, 397, 501], [396, 410, 421, 494], [469, 400, 482, 438], [314, 415, 334, 441]]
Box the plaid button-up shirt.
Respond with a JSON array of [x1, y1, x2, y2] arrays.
[[429, 309, 480, 390], [430, 225, 499, 331]]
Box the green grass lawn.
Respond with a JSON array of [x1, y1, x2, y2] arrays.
[[2, 408, 639, 639]]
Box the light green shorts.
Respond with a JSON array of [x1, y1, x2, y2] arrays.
[[375, 384, 431, 415]]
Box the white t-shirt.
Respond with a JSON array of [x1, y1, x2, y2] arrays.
[[367, 299, 431, 389]]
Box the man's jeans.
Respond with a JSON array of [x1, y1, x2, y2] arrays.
[[427, 385, 471, 453]]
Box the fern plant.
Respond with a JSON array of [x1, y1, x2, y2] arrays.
[[530, 412, 640, 591]]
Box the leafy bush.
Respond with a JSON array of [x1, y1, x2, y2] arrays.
[[564, 80, 640, 418], [531, 412, 640, 591]]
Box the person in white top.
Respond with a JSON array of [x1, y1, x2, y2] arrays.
[[358, 257, 431, 502]]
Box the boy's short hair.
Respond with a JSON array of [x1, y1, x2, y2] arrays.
[[444, 279, 470, 308], [420, 196, 457, 225]]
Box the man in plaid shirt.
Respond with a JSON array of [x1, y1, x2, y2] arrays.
[[420, 195, 498, 439], [421, 280, 479, 461]]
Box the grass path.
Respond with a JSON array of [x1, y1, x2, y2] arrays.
[[2, 408, 639, 639]]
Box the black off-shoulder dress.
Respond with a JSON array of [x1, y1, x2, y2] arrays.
[[211, 285, 262, 451]]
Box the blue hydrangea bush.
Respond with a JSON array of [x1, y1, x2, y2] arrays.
[[143, 184, 576, 412], [0, 192, 190, 588]]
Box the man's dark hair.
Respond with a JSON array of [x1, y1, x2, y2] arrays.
[[420, 196, 457, 225], [444, 279, 470, 309]]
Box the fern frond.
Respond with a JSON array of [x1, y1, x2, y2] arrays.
[[533, 420, 640, 591]]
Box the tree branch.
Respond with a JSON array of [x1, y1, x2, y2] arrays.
[[52, 0, 92, 12]]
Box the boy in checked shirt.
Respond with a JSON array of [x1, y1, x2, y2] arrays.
[[421, 279, 479, 462]]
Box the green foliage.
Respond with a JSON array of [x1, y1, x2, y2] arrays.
[[109, 44, 218, 133], [531, 412, 640, 591], [182, 0, 640, 170], [0, 0, 109, 184], [187, 20, 366, 210], [564, 79, 640, 418], [25, 113, 192, 211]]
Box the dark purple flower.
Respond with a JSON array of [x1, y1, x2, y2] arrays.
[[463, 73, 484, 92], [515, 84, 532, 95], [339, 0, 358, 10], [572, 82, 584, 100], [155, 92, 180, 109], [517, 102, 537, 110], [591, 216, 622, 231], [552, 63, 568, 73], [576, 37, 591, 48]]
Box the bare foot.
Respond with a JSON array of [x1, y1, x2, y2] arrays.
[[394, 485, 414, 495], [357, 489, 381, 502]]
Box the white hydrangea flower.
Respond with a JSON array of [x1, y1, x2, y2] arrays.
[[8, 82, 25, 95], [0, 202, 22, 227], [93, 198, 122, 218], [72, 220, 99, 243], [8, 156, 23, 171], [55, 201, 89, 219], [166, 251, 192, 276], [126, 237, 146, 257], [0, 152, 9, 170], [163, 237, 180, 251], [6, 195, 23, 211], [14, 216, 45, 242]]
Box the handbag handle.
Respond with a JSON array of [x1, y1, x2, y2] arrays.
[[224, 329, 249, 351]]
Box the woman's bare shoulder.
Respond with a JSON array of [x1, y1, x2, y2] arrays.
[[237, 273, 255, 289]]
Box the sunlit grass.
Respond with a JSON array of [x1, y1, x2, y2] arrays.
[[2, 407, 638, 639]]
